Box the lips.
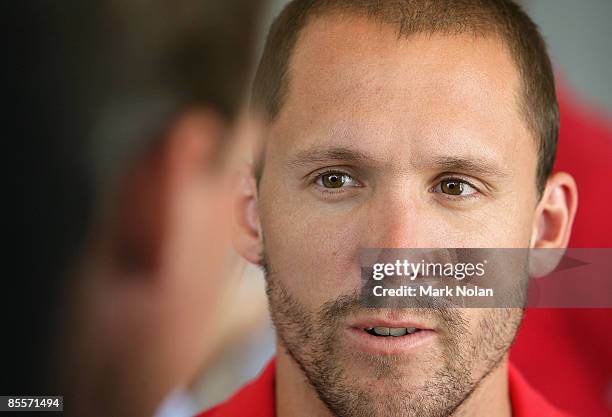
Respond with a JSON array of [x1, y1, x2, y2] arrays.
[[351, 316, 432, 332], [365, 327, 421, 337], [346, 317, 436, 354]]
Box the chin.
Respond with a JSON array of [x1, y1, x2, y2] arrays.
[[333, 353, 436, 391]]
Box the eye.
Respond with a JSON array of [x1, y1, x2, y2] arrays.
[[433, 179, 478, 196], [316, 172, 360, 189]]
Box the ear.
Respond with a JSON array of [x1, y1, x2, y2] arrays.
[[232, 165, 263, 265], [529, 172, 578, 276], [531, 172, 578, 249], [112, 108, 226, 276]]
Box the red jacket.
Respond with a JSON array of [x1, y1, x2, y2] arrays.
[[196, 359, 573, 417]]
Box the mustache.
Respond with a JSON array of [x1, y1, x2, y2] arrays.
[[317, 290, 468, 333]]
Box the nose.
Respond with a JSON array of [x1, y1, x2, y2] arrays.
[[363, 188, 431, 249]]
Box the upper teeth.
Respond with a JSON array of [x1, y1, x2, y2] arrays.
[[366, 327, 420, 336]]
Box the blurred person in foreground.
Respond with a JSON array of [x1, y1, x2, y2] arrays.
[[5, 1, 262, 417], [198, 0, 579, 416]]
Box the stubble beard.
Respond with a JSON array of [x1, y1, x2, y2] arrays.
[[261, 253, 524, 417]]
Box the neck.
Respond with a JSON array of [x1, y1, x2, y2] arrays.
[[275, 345, 512, 417], [276, 346, 334, 417]]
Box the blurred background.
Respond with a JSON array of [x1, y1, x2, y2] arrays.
[[187, 1, 611, 417], [525, 0, 612, 115]]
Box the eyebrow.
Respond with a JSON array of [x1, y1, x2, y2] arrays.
[[430, 156, 508, 178], [285, 146, 508, 179], [286, 146, 380, 168]]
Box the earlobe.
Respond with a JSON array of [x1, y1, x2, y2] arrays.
[[531, 172, 578, 249], [232, 167, 264, 265]]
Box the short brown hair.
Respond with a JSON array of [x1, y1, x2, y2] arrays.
[[252, 0, 559, 193]]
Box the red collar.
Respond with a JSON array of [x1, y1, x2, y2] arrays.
[[196, 359, 572, 417], [197, 359, 276, 417]]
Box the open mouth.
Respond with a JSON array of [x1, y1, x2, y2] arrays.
[[364, 327, 422, 337], [346, 320, 435, 354]]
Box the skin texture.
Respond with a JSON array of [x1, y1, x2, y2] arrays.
[[235, 13, 577, 417]]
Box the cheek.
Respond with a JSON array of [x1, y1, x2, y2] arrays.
[[463, 308, 522, 346], [460, 309, 484, 335], [260, 196, 363, 309], [429, 193, 536, 247], [484, 193, 536, 247]]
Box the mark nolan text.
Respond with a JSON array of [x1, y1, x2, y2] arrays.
[[372, 285, 494, 297]]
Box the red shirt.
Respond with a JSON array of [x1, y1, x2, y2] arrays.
[[195, 359, 573, 417]]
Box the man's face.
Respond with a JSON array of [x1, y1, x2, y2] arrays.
[[257, 15, 538, 417]]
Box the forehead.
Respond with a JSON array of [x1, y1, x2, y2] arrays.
[[268, 13, 535, 169]]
